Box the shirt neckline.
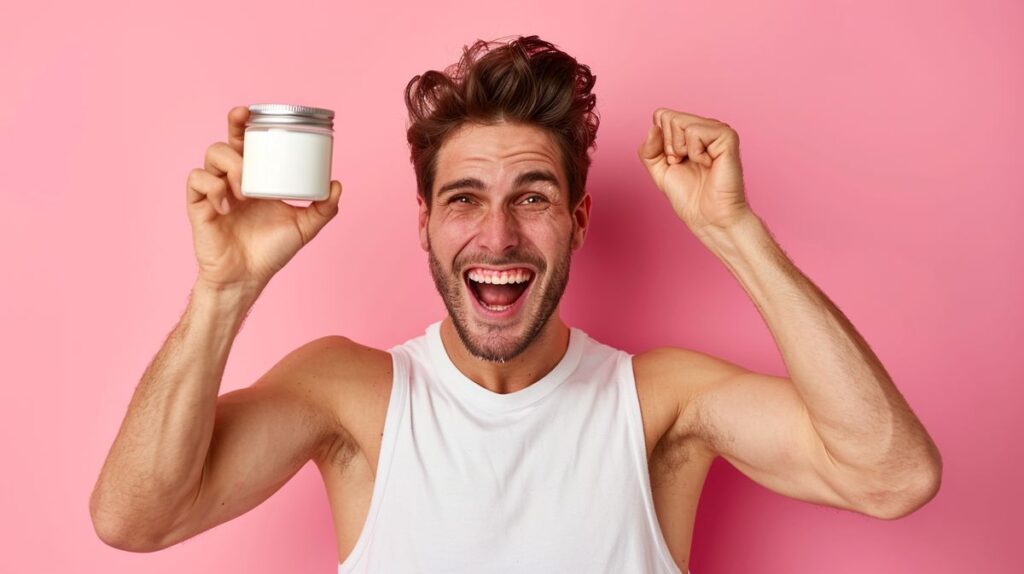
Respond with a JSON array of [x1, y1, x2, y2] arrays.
[[426, 320, 586, 413]]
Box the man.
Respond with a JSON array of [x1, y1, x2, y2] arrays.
[[90, 36, 942, 573]]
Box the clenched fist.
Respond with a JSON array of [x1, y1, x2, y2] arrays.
[[638, 108, 752, 239]]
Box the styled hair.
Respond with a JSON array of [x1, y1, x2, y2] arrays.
[[404, 35, 599, 211]]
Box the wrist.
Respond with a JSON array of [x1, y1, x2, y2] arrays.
[[189, 277, 262, 325], [193, 275, 264, 299], [694, 209, 768, 262]]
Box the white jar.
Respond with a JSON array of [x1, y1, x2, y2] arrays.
[[241, 103, 335, 201]]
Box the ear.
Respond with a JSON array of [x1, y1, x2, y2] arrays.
[[417, 194, 430, 252], [570, 192, 591, 251]]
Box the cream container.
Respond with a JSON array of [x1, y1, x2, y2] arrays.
[[241, 103, 335, 201]]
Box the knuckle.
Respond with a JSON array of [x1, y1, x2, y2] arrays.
[[187, 168, 205, 186], [206, 185, 224, 201], [204, 143, 221, 165], [213, 141, 236, 160], [194, 171, 226, 195]]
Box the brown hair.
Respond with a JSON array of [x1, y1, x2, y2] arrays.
[[404, 35, 599, 211]]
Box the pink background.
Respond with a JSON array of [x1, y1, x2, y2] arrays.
[[2, 0, 1020, 572]]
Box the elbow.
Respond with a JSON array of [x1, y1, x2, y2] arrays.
[[89, 490, 167, 553], [864, 451, 943, 521], [868, 481, 940, 520], [93, 528, 162, 553], [91, 514, 163, 553]]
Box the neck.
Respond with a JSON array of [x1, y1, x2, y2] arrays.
[[439, 312, 570, 394]]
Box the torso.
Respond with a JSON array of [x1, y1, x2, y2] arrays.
[[313, 342, 712, 573]]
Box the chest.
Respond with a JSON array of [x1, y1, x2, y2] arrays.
[[321, 362, 709, 572]]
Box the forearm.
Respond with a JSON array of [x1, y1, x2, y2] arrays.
[[90, 279, 261, 538], [698, 213, 941, 489]]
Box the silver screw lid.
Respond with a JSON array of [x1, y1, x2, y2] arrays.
[[246, 103, 335, 129]]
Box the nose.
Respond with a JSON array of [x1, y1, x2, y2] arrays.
[[476, 206, 520, 254]]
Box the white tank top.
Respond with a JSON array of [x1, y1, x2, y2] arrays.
[[337, 320, 686, 574]]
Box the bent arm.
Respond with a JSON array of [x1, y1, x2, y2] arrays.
[[150, 336, 344, 550], [90, 279, 258, 549], [89, 277, 348, 553], [692, 213, 942, 519]]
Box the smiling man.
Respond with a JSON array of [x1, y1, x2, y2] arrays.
[[91, 36, 943, 574], [424, 120, 579, 371]]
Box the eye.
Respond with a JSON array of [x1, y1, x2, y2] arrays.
[[448, 194, 472, 204], [520, 194, 547, 205]]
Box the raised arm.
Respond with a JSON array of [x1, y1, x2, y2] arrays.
[[89, 105, 344, 551], [638, 346, 934, 519], [636, 107, 941, 520], [90, 282, 346, 551]]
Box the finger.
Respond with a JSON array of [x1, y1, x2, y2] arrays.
[[637, 124, 665, 164], [653, 107, 666, 127], [204, 142, 245, 201], [707, 123, 740, 159], [295, 180, 344, 243], [681, 122, 721, 168], [670, 117, 688, 162], [682, 125, 710, 168], [658, 113, 678, 163], [656, 107, 716, 126], [637, 124, 669, 185], [228, 106, 249, 155], [654, 107, 716, 163], [186, 168, 231, 215]]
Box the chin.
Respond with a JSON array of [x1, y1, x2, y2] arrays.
[[427, 246, 568, 363], [454, 304, 538, 363]]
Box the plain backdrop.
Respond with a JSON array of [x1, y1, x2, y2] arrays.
[[1, 0, 1020, 572]]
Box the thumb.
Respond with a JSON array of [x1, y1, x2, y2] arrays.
[[295, 180, 343, 243], [637, 124, 667, 178]]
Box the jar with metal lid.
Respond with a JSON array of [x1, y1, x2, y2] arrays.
[[241, 103, 335, 201]]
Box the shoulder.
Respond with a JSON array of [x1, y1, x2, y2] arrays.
[[264, 335, 393, 391], [632, 346, 748, 387], [256, 335, 395, 452], [631, 346, 749, 446], [292, 333, 394, 408], [301, 335, 394, 376]]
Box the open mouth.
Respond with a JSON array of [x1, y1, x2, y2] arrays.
[[463, 266, 535, 317]]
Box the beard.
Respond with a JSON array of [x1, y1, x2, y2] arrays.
[[427, 234, 572, 364]]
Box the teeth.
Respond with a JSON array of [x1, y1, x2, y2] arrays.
[[483, 303, 512, 312], [467, 268, 533, 285]]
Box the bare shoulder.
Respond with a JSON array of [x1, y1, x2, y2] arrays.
[[631, 346, 749, 455], [261, 335, 394, 462], [263, 335, 392, 396]]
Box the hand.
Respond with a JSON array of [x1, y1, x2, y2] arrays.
[[637, 108, 752, 237], [185, 106, 343, 290]]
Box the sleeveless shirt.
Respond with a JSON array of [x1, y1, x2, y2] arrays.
[[337, 320, 686, 574]]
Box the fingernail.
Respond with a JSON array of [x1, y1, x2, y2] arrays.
[[221, 198, 230, 213]]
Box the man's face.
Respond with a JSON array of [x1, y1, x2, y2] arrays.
[[418, 121, 591, 363]]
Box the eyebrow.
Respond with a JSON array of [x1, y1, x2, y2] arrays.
[[436, 169, 561, 198]]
